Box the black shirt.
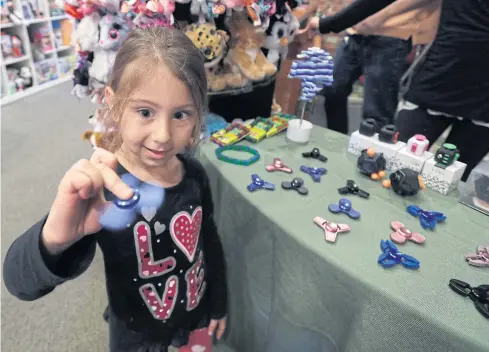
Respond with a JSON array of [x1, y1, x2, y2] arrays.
[[3, 155, 227, 347], [319, 0, 395, 34], [406, 0, 489, 122]]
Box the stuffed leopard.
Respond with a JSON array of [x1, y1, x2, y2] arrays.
[[184, 23, 247, 91]]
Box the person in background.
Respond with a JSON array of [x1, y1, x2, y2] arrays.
[[299, 0, 438, 134], [391, 0, 489, 181], [3, 27, 227, 351]]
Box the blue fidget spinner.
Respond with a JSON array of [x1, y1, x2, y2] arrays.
[[378, 240, 420, 269], [247, 174, 275, 192], [407, 205, 446, 230], [328, 198, 361, 219], [300, 165, 327, 182], [99, 173, 165, 231]]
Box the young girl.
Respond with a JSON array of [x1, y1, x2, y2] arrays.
[[3, 27, 227, 352]]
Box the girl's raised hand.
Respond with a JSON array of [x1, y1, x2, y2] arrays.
[[42, 148, 133, 255]]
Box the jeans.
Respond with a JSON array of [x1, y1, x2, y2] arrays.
[[323, 34, 411, 134]]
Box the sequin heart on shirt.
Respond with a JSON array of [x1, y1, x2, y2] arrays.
[[169, 207, 203, 262]]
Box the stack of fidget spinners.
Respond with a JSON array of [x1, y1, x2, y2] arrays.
[[288, 47, 334, 101]]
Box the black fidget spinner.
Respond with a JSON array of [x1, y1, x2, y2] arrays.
[[449, 279, 489, 319], [359, 118, 377, 137], [281, 177, 308, 195], [302, 148, 327, 162], [338, 180, 370, 199]]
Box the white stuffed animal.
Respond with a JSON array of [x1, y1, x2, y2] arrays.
[[262, 11, 299, 66], [72, 12, 101, 52], [89, 14, 131, 104]]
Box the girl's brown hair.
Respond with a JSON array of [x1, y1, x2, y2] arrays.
[[101, 27, 208, 152]]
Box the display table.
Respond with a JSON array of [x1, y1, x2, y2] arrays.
[[197, 126, 489, 352]]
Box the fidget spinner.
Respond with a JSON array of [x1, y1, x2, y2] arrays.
[[390, 221, 425, 244], [328, 198, 360, 219], [314, 216, 350, 243], [407, 205, 446, 230], [378, 240, 420, 269], [338, 180, 370, 199], [99, 173, 165, 231], [266, 158, 293, 173], [466, 245, 489, 268], [281, 177, 308, 195], [300, 165, 327, 182], [247, 174, 275, 192], [302, 148, 328, 162]]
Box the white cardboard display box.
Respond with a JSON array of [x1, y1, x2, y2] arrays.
[[396, 146, 434, 173], [421, 157, 467, 195]]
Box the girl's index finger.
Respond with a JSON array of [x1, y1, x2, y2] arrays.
[[90, 148, 119, 170], [94, 163, 134, 200]]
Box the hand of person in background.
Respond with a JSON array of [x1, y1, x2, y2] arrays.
[[296, 16, 323, 38]]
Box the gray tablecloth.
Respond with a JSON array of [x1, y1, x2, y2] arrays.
[[198, 126, 489, 352]]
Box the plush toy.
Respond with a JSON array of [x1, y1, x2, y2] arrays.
[[89, 13, 131, 103], [184, 22, 247, 91], [228, 12, 277, 82], [121, 0, 175, 28], [82, 109, 106, 149], [262, 8, 298, 66], [72, 12, 100, 52], [245, 0, 276, 28]]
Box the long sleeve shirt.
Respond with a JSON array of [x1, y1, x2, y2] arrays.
[[319, 0, 441, 45], [3, 155, 228, 347]]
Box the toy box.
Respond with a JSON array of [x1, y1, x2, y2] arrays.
[[421, 157, 467, 195], [247, 117, 275, 143], [266, 113, 294, 138], [34, 58, 58, 83], [396, 146, 433, 173], [347, 130, 377, 156], [459, 161, 489, 216], [210, 122, 251, 146], [58, 55, 76, 77], [371, 135, 406, 171]]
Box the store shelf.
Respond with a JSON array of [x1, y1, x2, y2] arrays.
[[4, 55, 30, 65], [1, 1, 75, 106], [1, 75, 71, 106]]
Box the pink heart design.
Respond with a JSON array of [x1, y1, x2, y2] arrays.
[[170, 207, 203, 262]]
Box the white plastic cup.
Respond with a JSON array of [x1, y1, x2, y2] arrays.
[[287, 119, 313, 143]]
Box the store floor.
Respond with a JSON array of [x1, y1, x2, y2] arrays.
[[0, 83, 361, 352]]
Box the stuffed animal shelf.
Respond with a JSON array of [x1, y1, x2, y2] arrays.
[[227, 11, 277, 82], [184, 22, 247, 92]]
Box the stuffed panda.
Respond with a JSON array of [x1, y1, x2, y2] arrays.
[[262, 8, 299, 67]]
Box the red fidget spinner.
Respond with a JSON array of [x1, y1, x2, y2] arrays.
[[390, 221, 425, 244], [266, 158, 292, 173], [314, 217, 350, 243]]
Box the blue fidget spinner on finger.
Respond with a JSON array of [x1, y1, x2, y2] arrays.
[[99, 173, 165, 231]]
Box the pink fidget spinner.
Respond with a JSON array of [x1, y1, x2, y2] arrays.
[[266, 158, 293, 173], [314, 216, 350, 243], [466, 245, 489, 268], [390, 221, 425, 244]]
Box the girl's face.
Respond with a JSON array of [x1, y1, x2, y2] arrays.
[[107, 64, 198, 172]]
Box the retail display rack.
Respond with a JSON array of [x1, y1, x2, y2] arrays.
[[1, 0, 77, 106]]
